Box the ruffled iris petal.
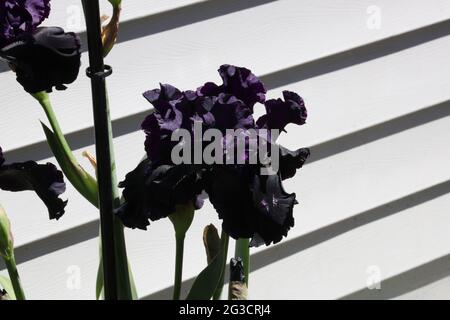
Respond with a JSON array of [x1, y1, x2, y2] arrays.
[[249, 173, 296, 246], [205, 166, 296, 246], [0, 0, 51, 47], [198, 65, 267, 109], [0, 147, 67, 220], [256, 90, 307, 132], [1, 27, 81, 93], [142, 84, 199, 161], [279, 146, 310, 180], [24, 0, 50, 27]]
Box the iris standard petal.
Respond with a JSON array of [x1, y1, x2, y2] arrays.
[[218, 65, 267, 108], [197, 65, 267, 109], [0, 0, 51, 47], [256, 90, 307, 132]]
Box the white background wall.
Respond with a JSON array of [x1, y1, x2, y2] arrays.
[[1, 0, 449, 299]]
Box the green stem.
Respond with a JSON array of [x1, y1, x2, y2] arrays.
[[4, 255, 25, 300], [213, 231, 229, 300], [34, 91, 135, 299], [173, 234, 185, 300], [35, 92, 76, 163], [235, 239, 250, 286]]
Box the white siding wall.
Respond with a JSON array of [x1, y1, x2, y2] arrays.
[[1, 0, 449, 299]]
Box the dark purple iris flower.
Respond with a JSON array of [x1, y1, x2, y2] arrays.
[[0, 146, 67, 220], [0, 1, 81, 93], [117, 65, 310, 246]]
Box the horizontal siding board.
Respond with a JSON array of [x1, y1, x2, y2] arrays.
[[1, 0, 450, 153], [43, 0, 213, 33], [394, 270, 450, 300], [248, 192, 450, 299]]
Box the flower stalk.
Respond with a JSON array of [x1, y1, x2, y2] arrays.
[[169, 203, 195, 300], [0, 206, 25, 300], [173, 233, 185, 300], [4, 255, 25, 300]]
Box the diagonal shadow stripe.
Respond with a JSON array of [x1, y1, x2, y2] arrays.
[[143, 179, 450, 299], [262, 19, 450, 89], [5, 97, 450, 165], [0, 219, 99, 269], [308, 100, 450, 164], [249, 180, 450, 272], [3, 17, 450, 162], [340, 253, 450, 300], [0, 0, 277, 73]]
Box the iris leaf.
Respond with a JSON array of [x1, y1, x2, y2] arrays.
[[186, 234, 227, 300], [41, 122, 98, 207]]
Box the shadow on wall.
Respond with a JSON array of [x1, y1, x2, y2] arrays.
[[143, 179, 450, 299], [4, 19, 450, 163], [341, 253, 450, 300], [0, 0, 277, 73]]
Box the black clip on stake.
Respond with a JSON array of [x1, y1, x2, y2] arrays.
[[86, 65, 113, 79]]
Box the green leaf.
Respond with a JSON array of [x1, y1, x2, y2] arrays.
[[96, 224, 138, 300], [41, 122, 99, 207], [95, 256, 138, 300], [95, 250, 104, 300], [0, 275, 16, 300], [186, 243, 226, 300]]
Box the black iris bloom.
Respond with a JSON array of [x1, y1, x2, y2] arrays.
[[117, 65, 310, 246], [0, 146, 67, 220], [1, 1, 81, 93]]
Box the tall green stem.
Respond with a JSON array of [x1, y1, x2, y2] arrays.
[[34, 91, 135, 299], [170, 203, 195, 300], [235, 239, 250, 286], [173, 234, 185, 300], [213, 231, 229, 300], [4, 255, 25, 300], [37, 93, 76, 163]]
